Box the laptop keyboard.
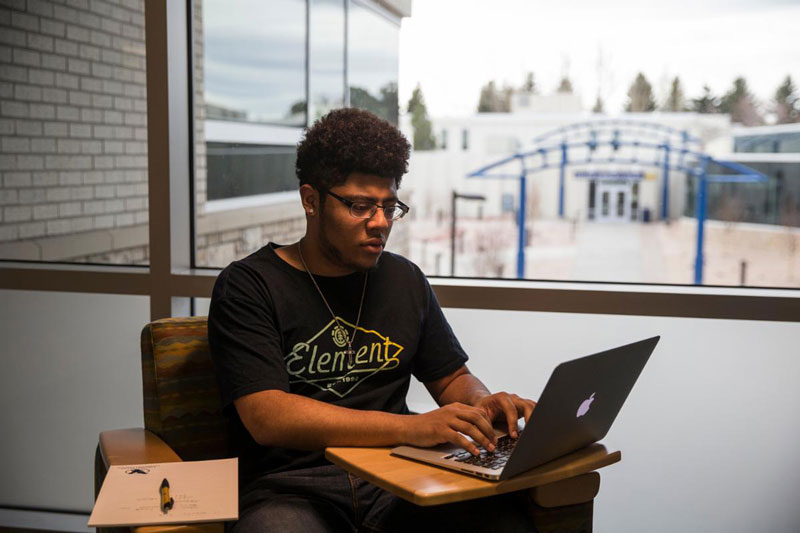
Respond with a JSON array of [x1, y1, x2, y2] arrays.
[[444, 435, 518, 470]]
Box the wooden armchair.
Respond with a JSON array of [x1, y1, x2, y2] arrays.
[[94, 316, 616, 533]]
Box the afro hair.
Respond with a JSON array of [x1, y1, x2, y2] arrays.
[[296, 108, 410, 190]]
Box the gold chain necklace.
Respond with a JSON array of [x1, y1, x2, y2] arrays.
[[297, 241, 368, 367]]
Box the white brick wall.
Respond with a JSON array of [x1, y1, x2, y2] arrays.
[[0, 0, 147, 250]]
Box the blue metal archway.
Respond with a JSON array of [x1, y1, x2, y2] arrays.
[[467, 119, 768, 283]]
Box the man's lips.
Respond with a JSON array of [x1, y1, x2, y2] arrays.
[[362, 239, 385, 252]]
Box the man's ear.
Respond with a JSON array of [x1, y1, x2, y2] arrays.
[[299, 184, 318, 216]]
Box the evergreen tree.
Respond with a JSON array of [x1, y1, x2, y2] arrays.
[[625, 73, 656, 112], [522, 72, 537, 93], [478, 80, 498, 112], [556, 77, 573, 94], [774, 75, 800, 124], [592, 95, 604, 113], [662, 76, 686, 112], [691, 85, 719, 113], [500, 84, 513, 112], [350, 83, 398, 124], [407, 84, 436, 151], [719, 77, 763, 126]]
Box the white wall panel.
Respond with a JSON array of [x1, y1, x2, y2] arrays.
[[0, 290, 148, 513], [406, 309, 800, 532]]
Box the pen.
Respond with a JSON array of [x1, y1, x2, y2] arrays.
[[160, 478, 174, 513]]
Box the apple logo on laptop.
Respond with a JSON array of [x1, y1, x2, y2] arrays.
[[576, 393, 595, 417]]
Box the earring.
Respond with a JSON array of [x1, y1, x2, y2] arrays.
[[309, 209, 314, 215]]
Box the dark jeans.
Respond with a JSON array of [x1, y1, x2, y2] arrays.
[[233, 464, 536, 533]]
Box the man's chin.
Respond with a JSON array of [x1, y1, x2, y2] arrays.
[[350, 251, 382, 272]]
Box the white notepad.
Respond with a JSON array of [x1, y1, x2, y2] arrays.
[[89, 458, 238, 527]]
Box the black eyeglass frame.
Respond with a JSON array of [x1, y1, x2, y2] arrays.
[[320, 188, 410, 221]]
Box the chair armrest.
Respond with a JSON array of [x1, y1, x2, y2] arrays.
[[98, 428, 182, 468], [96, 428, 181, 503], [94, 429, 225, 533]]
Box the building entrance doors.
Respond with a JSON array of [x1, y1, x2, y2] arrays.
[[595, 180, 632, 222]]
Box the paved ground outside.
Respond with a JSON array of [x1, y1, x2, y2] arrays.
[[406, 216, 800, 288]]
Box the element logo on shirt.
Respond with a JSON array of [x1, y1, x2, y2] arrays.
[[331, 325, 349, 348], [285, 318, 404, 398]]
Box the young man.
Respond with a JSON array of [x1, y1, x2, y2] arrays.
[[209, 108, 537, 532]]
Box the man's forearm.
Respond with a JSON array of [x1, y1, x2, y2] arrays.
[[433, 369, 492, 407], [236, 378, 520, 455], [235, 389, 411, 450]]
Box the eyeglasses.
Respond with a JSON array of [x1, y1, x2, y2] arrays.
[[322, 189, 410, 221]]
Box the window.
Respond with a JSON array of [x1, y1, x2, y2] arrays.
[[203, 0, 307, 126], [0, 3, 797, 527], [398, 1, 800, 287], [685, 161, 800, 228], [348, 1, 399, 124], [193, 0, 403, 268], [309, 0, 346, 121], [735, 131, 800, 154], [206, 143, 297, 200]]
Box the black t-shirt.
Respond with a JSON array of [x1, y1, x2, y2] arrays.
[[208, 243, 468, 486]]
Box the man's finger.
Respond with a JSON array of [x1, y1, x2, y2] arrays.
[[499, 395, 519, 438], [452, 416, 495, 452], [458, 407, 497, 446], [449, 429, 482, 456], [520, 399, 537, 422]]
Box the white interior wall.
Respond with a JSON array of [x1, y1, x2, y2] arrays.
[[1, 291, 798, 532], [407, 308, 800, 532], [0, 290, 147, 514]]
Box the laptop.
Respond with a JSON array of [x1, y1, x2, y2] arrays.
[[391, 336, 659, 481]]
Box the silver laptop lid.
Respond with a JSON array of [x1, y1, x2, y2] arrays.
[[501, 336, 659, 479]]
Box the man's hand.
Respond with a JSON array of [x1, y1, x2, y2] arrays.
[[403, 403, 498, 456], [473, 392, 537, 438]]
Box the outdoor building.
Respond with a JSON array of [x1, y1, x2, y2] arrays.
[[696, 123, 800, 227], [401, 109, 732, 225]]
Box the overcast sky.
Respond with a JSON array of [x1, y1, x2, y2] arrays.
[[398, 0, 800, 118]]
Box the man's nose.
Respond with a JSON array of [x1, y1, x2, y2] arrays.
[[367, 207, 390, 229]]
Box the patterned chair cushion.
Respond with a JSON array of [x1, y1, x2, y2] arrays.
[[141, 316, 230, 461]]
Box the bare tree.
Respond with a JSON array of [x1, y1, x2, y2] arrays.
[[779, 196, 800, 282], [594, 45, 614, 116], [717, 193, 744, 244], [477, 80, 512, 113], [472, 228, 508, 278], [525, 184, 541, 247]]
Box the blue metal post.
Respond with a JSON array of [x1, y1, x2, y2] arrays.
[[693, 160, 708, 285], [558, 142, 567, 217], [517, 172, 527, 279], [661, 143, 671, 220]]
